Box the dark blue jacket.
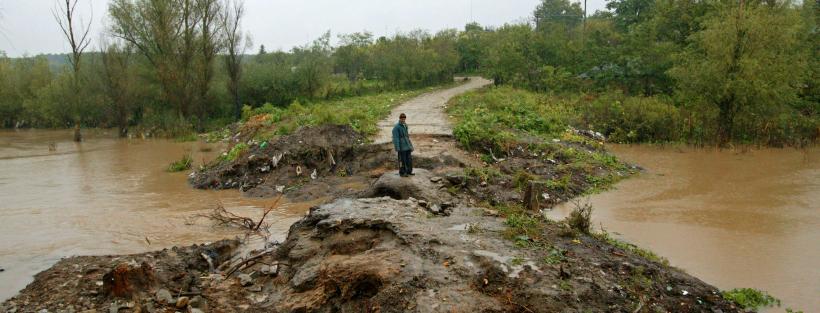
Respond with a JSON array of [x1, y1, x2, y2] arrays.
[[392, 122, 413, 152]]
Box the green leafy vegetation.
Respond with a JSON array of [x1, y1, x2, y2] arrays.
[[566, 201, 593, 234], [240, 84, 454, 139], [453, 0, 818, 146], [3, 0, 815, 146], [166, 154, 193, 172], [592, 231, 669, 266], [721, 288, 781, 311], [222, 143, 248, 162]]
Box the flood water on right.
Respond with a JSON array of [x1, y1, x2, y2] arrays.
[[545, 145, 820, 312]]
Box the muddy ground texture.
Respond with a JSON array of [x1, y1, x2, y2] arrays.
[[2, 125, 745, 312]]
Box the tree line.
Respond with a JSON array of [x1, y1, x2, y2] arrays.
[[461, 0, 817, 145], [0, 0, 459, 136], [0, 0, 817, 145]]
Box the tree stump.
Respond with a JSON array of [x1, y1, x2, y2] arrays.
[[102, 262, 157, 298], [523, 181, 545, 210]]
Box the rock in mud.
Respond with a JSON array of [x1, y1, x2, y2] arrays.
[[237, 273, 254, 286], [361, 169, 453, 205], [154, 289, 173, 304], [175, 296, 189, 309], [188, 295, 206, 308]]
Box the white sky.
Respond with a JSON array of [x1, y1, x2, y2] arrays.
[[0, 0, 608, 57]]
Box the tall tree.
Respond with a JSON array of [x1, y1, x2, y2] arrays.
[[108, 0, 223, 121], [670, 2, 809, 144], [99, 41, 139, 137], [221, 0, 249, 120], [53, 0, 91, 141], [335, 32, 372, 83], [533, 0, 584, 31]]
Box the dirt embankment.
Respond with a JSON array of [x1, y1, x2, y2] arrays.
[[1, 169, 742, 313], [189, 124, 464, 201], [2, 125, 744, 312]]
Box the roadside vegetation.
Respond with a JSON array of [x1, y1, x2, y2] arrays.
[[0, 1, 458, 137], [456, 0, 818, 147], [1, 0, 815, 147], [237, 82, 459, 141]]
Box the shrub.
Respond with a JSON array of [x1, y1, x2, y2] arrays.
[[722, 288, 780, 311], [224, 143, 248, 162], [167, 154, 193, 172], [578, 92, 683, 143], [565, 200, 593, 234]]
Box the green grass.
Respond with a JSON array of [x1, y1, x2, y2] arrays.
[[449, 85, 818, 147], [240, 80, 465, 140], [592, 231, 669, 266], [167, 154, 193, 172], [221, 143, 248, 162], [721, 288, 780, 311], [465, 166, 502, 183]]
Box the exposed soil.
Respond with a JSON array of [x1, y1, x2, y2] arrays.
[[189, 124, 464, 201], [1, 82, 746, 312], [1, 170, 743, 313]]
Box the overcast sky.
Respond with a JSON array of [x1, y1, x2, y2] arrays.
[[0, 0, 608, 57]]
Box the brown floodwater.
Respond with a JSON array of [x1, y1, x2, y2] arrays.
[[0, 129, 311, 302], [546, 145, 820, 312]]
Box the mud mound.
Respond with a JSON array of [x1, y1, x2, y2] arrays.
[[1, 240, 240, 313], [191, 124, 463, 200], [1, 196, 744, 313], [259, 197, 742, 312], [190, 125, 370, 193]]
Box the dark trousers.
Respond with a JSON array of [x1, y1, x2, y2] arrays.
[[398, 150, 413, 175]]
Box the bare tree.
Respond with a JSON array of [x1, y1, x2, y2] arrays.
[[193, 0, 222, 127], [53, 0, 92, 142], [221, 0, 249, 120]]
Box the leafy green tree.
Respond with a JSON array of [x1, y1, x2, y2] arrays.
[[606, 0, 654, 31], [670, 3, 809, 144], [533, 0, 584, 31], [108, 0, 224, 120], [335, 32, 373, 82], [99, 42, 141, 137], [456, 22, 487, 73], [291, 31, 333, 98]]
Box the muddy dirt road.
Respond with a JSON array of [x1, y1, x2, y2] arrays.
[[374, 77, 492, 165]]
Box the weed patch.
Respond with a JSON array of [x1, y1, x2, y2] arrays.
[[167, 154, 193, 172], [721, 288, 781, 311]]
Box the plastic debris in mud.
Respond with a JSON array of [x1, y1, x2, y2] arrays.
[[296, 166, 303, 176], [310, 169, 317, 180], [271, 153, 283, 168], [276, 185, 285, 193]]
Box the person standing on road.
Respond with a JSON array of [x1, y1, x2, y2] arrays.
[[392, 113, 414, 177]]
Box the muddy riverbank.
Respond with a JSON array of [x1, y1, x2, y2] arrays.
[[546, 145, 820, 311], [0, 129, 293, 303]]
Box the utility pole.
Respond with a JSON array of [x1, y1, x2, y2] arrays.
[[583, 0, 587, 30], [470, 0, 474, 23]]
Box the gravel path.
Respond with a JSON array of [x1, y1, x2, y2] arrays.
[[373, 77, 492, 144]]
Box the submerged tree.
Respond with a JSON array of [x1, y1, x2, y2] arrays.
[[99, 41, 139, 137], [108, 0, 224, 123], [53, 0, 92, 141]]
